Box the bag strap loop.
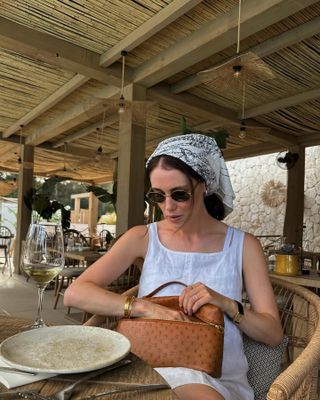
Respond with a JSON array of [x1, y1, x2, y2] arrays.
[[145, 281, 187, 298]]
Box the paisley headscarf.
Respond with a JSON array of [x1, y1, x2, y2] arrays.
[[146, 134, 235, 216]]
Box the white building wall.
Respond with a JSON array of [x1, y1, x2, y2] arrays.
[[0, 197, 17, 235], [224, 146, 320, 252]]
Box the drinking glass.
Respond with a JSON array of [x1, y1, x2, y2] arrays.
[[21, 223, 65, 329]]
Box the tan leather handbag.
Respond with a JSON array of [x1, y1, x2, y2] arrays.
[[116, 281, 224, 377]]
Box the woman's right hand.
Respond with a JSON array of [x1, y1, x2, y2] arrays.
[[134, 299, 190, 321]]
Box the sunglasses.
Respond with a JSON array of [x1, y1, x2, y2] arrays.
[[147, 186, 197, 204]]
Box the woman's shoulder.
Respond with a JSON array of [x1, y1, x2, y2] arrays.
[[110, 225, 149, 259], [123, 224, 149, 241]]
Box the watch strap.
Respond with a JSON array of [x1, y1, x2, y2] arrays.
[[232, 300, 244, 325]]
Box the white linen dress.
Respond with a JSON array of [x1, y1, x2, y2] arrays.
[[137, 222, 254, 400]]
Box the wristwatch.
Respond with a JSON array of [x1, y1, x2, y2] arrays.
[[232, 300, 244, 325]]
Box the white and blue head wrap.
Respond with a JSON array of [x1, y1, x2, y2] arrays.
[[146, 134, 235, 216]]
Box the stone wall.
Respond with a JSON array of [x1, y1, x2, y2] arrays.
[[224, 146, 320, 252]]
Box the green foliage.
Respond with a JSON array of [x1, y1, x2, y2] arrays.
[[86, 184, 116, 211], [206, 128, 229, 149], [180, 117, 229, 149], [181, 117, 193, 134], [24, 176, 71, 230]]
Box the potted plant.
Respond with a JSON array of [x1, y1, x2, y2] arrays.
[[24, 176, 71, 230]]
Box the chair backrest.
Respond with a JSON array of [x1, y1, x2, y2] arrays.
[[0, 226, 13, 248], [99, 229, 114, 248], [63, 229, 89, 247]]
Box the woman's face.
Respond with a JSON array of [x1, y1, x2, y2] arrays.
[[149, 165, 203, 226]]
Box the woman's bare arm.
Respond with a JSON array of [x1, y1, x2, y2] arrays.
[[179, 233, 283, 346], [239, 233, 283, 345], [64, 225, 188, 321], [63, 225, 148, 315]]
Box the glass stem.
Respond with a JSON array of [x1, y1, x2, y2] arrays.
[[35, 285, 46, 326]]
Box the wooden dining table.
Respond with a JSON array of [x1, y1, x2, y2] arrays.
[[0, 315, 178, 399], [64, 248, 105, 267], [269, 270, 320, 289]]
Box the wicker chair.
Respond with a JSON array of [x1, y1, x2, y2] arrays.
[[85, 277, 320, 399], [0, 226, 13, 276], [266, 277, 320, 400]]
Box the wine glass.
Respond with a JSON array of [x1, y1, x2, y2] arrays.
[[21, 223, 65, 329]]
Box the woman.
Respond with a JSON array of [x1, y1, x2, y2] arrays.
[[64, 133, 283, 400]]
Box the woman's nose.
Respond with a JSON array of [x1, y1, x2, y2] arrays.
[[163, 196, 177, 210]]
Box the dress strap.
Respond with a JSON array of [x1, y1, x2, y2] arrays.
[[223, 227, 234, 251]]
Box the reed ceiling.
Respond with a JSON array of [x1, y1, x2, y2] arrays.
[[0, 0, 319, 183]]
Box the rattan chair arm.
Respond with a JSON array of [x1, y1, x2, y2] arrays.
[[268, 278, 320, 400]]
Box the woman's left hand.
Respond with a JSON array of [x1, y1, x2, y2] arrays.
[[179, 282, 225, 315]]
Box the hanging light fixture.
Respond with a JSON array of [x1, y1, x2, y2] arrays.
[[118, 50, 128, 114], [93, 49, 159, 126], [239, 123, 246, 139], [232, 65, 243, 79], [197, 0, 275, 90], [94, 108, 107, 165], [17, 125, 23, 165], [239, 81, 247, 139]]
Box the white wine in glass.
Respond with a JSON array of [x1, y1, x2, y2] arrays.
[[22, 223, 64, 329]]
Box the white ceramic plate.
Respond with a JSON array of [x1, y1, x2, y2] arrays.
[[0, 326, 131, 374]]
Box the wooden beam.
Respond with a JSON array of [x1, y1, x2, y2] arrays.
[[145, 121, 225, 149], [133, 0, 318, 87], [52, 114, 119, 148], [2, 75, 89, 138], [172, 16, 320, 93], [0, 16, 127, 86], [42, 144, 112, 162], [223, 142, 285, 160], [149, 84, 297, 146], [297, 133, 320, 147], [25, 86, 119, 146], [149, 84, 240, 125], [99, 0, 202, 67], [243, 88, 320, 119]]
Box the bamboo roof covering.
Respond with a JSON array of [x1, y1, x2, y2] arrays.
[[0, 0, 319, 183]]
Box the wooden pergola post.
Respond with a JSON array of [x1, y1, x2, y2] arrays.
[[14, 144, 34, 273], [283, 146, 305, 248], [116, 84, 146, 236]]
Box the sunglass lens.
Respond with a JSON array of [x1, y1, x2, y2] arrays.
[[171, 190, 191, 202], [147, 192, 165, 203]]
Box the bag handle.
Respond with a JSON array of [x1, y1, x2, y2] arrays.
[[145, 281, 187, 298]]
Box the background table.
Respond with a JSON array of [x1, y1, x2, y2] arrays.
[[269, 270, 320, 289], [0, 315, 178, 399], [64, 249, 104, 267]]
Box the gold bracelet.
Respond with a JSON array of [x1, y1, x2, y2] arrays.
[[123, 296, 136, 318]]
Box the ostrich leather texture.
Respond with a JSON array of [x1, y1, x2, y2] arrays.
[[116, 282, 224, 376]]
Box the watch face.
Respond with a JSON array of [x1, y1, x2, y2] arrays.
[[233, 301, 244, 324], [233, 312, 243, 324]]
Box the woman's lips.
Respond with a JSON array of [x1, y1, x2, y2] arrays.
[[166, 214, 182, 222]]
